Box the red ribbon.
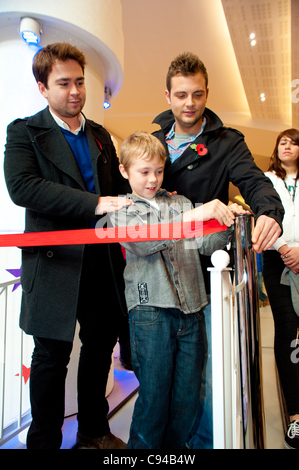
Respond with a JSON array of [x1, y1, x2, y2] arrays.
[[0, 219, 226, 248]]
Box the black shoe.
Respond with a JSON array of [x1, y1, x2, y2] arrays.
[[284, 420, 299, 449], [77, 431, 126, 449]]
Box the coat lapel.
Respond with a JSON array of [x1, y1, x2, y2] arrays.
[[28, 108, 86, 190], [166, 135, 209, 176]]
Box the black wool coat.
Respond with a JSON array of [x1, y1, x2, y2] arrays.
[[153, 108, 284, 225], [4, 107, 130, 341]]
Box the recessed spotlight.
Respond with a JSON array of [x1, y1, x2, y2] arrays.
[[250, 33, 256, 46], [260, 93, 266, 101]]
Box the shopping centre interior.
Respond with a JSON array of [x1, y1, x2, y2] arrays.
[[0, 0, 298, 449]]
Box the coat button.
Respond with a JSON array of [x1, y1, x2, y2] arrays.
[[187, 164, 194, 170], [102, 157, 107, 164], [47, 251, 53, 258]]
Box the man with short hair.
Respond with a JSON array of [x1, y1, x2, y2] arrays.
[[4, 42, 132, 449], [152, 52, 284, 448]]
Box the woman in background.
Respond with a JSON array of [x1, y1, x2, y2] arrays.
[[263, 128, 299, 449]]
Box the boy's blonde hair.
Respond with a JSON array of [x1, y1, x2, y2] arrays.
[[120, 131, 166, 171]]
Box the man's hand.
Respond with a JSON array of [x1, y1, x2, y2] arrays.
[[96, 196, 134, 215], [252, 215, 282, 253]]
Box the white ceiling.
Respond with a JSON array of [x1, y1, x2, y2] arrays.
[[104, 0, 299, 198]]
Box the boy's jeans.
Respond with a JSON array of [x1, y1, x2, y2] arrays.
[[127, 306, 205, 449], [187, 302, 213, 449]]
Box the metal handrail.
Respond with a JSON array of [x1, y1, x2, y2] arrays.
[[210, 215, 266, 449]]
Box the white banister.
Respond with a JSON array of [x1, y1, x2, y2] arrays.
[[0, 277, 31, 446], [209, 250, 241, 449]]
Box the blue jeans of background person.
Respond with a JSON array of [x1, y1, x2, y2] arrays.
[[127, 306, 205, 449], [187, 301, 213, 449]]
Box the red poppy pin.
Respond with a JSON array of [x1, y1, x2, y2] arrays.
[[190, 143, 208, 159]]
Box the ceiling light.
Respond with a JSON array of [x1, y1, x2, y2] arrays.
[[250, 33, 256, 46], [104, 86, 112, 109], [19, 17, 42, 46], [260, 93, 266, 101]]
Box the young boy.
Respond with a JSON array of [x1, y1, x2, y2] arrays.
[[108, 131, 241, 449]]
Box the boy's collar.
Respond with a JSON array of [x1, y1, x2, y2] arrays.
[[128, 189, 170, 202]]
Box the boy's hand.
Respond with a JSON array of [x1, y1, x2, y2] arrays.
[[201, 200, 236, 226], [184, 199, 248, 227]]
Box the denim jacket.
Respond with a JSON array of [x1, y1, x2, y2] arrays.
[[109, 191, 231, 314]]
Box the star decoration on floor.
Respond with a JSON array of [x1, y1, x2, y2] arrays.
[[15, 364, 31, 385], [6, 267, 21, 291]]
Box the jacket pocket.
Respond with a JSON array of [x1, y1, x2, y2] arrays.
[[21, 249, 41, 293]]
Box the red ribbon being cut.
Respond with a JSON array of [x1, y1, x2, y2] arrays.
[[0, 220, 226, 248]]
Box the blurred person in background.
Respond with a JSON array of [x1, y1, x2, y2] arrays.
[[263, 128, 299, 450]]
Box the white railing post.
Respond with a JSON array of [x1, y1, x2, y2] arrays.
[[209, 249, 244, 449], [209, 249, 232, 449], [18, 330, 23, 429], [0, 286, 8, 440], [0, 277, 30, 446]]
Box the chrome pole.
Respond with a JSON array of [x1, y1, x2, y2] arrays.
[[233, 214, 266, 449]]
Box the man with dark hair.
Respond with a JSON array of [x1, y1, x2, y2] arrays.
[[152, 52, 284, 448], [4, 42, 132, 449], [165, 51, 209, 94], [32, 42, 87, 87]]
